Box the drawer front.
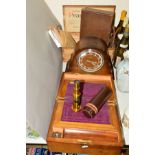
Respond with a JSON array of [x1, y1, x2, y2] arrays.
[[47, 141, 121, 155]]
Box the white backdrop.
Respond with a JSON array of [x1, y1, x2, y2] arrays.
[[27, 0, 62, 139]]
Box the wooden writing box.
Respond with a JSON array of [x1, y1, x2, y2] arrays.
[[47, 73, 123, 155]]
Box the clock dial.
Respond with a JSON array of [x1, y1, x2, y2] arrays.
[[77, 49, 104, 72]]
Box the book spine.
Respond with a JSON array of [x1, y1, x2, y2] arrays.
[[34, 148, 48, 155]]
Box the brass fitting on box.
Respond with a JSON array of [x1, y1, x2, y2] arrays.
[[72, 80, 81, 112]]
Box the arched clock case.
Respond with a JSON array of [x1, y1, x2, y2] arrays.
[[67, 36, 114, 78]]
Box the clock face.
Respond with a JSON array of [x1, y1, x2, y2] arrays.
[[77, 49, 104, 72]]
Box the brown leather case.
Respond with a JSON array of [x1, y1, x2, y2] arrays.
[[83, 86, 112, 118], [80, 8, 115, 46]]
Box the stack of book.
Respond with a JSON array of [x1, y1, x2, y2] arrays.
[[26, 148, 88, 155], [26, 148, 64, 155]]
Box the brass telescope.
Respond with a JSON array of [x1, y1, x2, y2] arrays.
[[72, 80, 81, 112]]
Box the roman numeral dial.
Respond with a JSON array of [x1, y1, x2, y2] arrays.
[[77, 49, 104, 72]]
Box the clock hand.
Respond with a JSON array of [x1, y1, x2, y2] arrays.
[[86, 60, 97, 66]]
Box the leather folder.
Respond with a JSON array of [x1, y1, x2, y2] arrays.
[[80, 7, 115, 46]]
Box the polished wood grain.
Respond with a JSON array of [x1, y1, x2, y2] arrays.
[[48, 141, 121, 155], [47, 73, 123, 154]]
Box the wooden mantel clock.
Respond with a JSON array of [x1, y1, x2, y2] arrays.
[[67, 36, 114, 79]]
